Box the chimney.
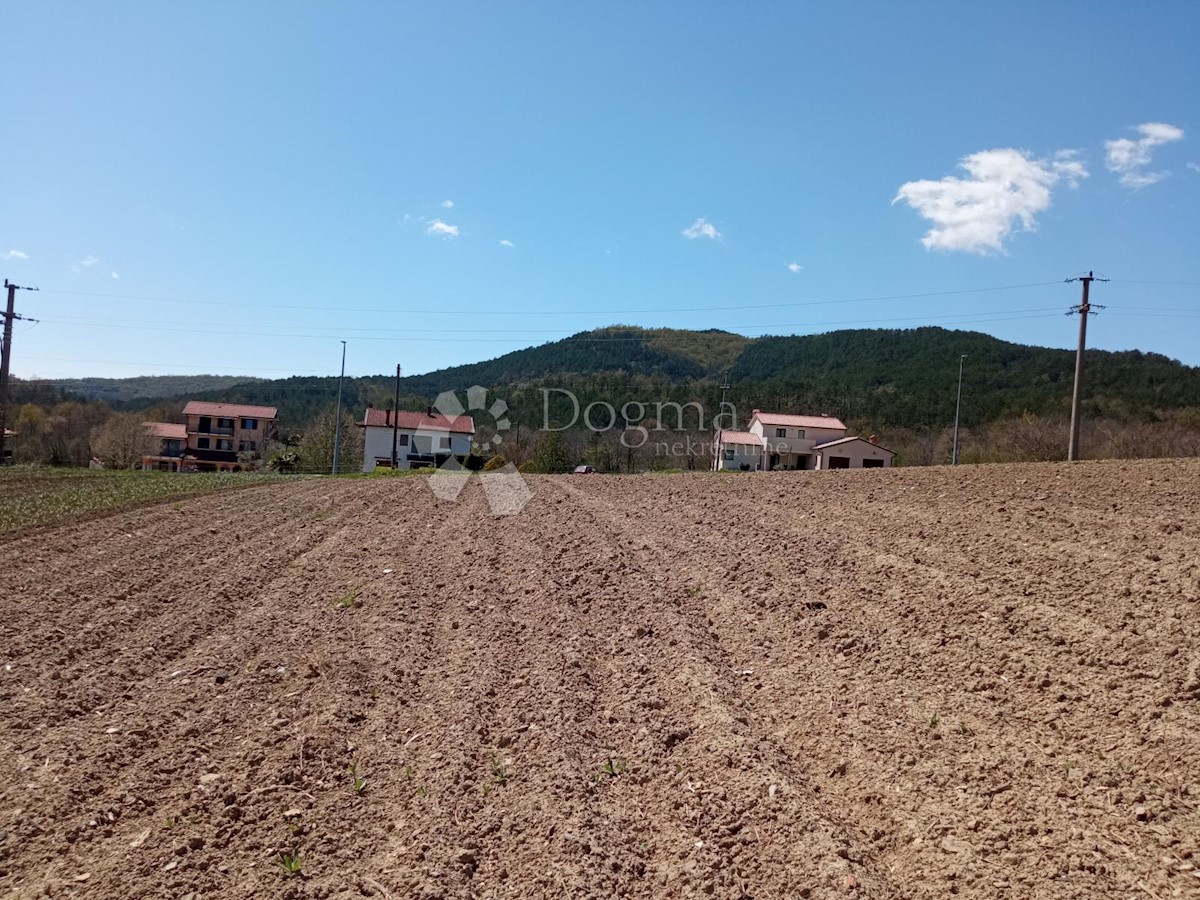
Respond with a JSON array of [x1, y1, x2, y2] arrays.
[[752, 408, 760, 416], [385, 408, 391, 426], [426, 406, 434, 417], [869, 434, 879, 445]]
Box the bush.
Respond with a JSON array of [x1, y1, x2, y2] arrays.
[[482, 454, 508, 471], [529, 432, 575, 473]]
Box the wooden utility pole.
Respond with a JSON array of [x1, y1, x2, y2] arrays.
[[1066, 272, 1106, 461], [0, 280, 38, 466], [391, 363, 402, 468]]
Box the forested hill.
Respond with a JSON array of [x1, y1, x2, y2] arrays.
[[36, 326, 1200, 431], [40, 374, 263, 405]]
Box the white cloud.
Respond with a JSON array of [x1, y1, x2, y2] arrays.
[[682, 217, 721, 241], [893, 149, 1087, 254], [111, 271, 120, 280], [1105, 122, 1184, 188], [441, 199, 454, 208], [2, 249, 28, 261], [80, 254, 99, 267], [787, 262, 803, 273], [499, 239, 514, 248], [1187, 162, 1200, 174], [426, 219, 459, 238]]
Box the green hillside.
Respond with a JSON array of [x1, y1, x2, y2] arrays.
[[36, 326, 1200, 434], [43, 374, 264, 405]]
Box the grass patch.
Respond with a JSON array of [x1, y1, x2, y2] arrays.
[[0, 467, 285, 535]]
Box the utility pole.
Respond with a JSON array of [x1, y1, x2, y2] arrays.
[[714, 372, 731, 471], [0, 279, 38, 466], [332, 340, 347, 474], [1066, 272, 1106, 461], [952, 354, 966, 465], [391, 363, 402, 468]]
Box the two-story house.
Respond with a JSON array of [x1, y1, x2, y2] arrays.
[[715, 409, 894, 471], [358, 406, 476, 472], [141, 422, 188, 471], [142, 401, 278, 472]]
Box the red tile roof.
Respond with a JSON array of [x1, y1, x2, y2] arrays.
[[719, 430, 764, 447], [182, 401, 278, 419], [144, 422, 188, 440], [358, 408, 476, 434], [814, 436, 895, 454], [751, 411, 847, 430]]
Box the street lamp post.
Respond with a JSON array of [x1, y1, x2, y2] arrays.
[[952, 354, 966, 465], [332, 340, 347, 474]]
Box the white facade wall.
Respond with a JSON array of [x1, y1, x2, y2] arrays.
[[717, 442, 763, 471], [814, 441, 894, 470], [749, 420, 846, 470], [361, 427, 473, 473]]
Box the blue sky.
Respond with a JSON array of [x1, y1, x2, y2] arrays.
[[2, 2, 1198, 380]]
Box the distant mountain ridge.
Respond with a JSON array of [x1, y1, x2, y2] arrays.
[[42, 374, 264, 405], [39, 326, 1200, 432]]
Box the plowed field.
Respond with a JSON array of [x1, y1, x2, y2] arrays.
[[2, 460, 1198, 899]]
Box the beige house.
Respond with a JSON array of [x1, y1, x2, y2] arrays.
[[143, 401, 278, 472], [714, 409, 894, 471]]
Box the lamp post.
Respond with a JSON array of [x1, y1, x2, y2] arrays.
[[952, 354, 966, 465], [332, 340, 346, 474]]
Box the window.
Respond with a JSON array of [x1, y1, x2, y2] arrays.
[[439, 436, 451, 450], [724, 448, 734, 460], [239, 440, 257, 452], [776, 428, 787, 438], [241, 418, 257, 430], [217, 439, 234, 451], [197, 437, 210, 449], [399, 434, 409, 446], [217, 418, 234, 429], [796, 429, 805, 438]]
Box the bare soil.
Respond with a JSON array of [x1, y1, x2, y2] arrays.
[[1, 460, 1198, 899]]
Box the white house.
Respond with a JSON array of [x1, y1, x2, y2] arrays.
[[714, 409, 894, 471], [358, 407, 476, 473], [812, 435, 895, 469]]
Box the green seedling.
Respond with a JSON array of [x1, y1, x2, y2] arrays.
[[416, 784, 429, 798], [684, 585, 702, 598], [278, 849, 303, 877], [333, 587, 359, 610], [347, 762, 368, 795], [596, 756, 628, 780], [928, 714, 940, 729], [490, 754, 509, 785], [402, 766, 415, 780], [165, 816, 178, 829]]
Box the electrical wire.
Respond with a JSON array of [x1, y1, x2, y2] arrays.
[[34, 280, 1067, 316], [30, 305, 1068, 340], [24, 309, 1068, 343]]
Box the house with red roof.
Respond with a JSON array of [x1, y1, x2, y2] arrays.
[[714, 409, 894, 471], [142, 401, 278, 472], [357, 406, 476, 472]]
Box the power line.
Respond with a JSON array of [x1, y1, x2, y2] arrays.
[[34, 280, 1066, 317], [25, 307, 1068, 344]]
